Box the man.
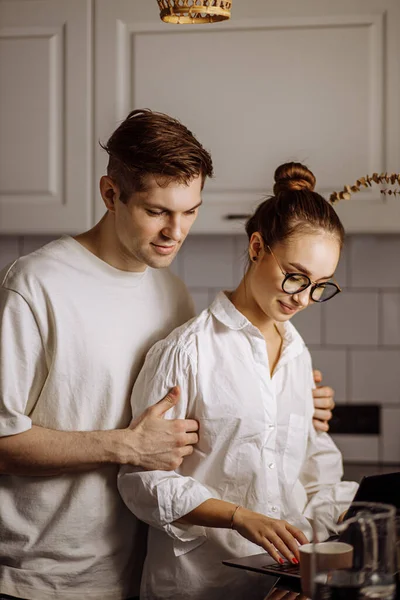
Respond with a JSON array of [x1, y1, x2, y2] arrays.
[[0, 109, 334, 600]]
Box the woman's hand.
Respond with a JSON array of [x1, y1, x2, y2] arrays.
[[232, 507, 309, 564]]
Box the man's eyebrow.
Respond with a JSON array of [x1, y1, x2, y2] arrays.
[[145, 199, 203, 212], [289, 262, 334, 281]]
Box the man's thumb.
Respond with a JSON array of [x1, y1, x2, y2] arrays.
[[154, 386, 180, 416], [313, 369, 322, 384]]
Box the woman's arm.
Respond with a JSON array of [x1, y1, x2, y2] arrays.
[[299, 352, 358, 523], [299, 428, 358, 518], [119, 340, 309, 562], [118, 340, 215, 547], [178, 498, 308, 564]]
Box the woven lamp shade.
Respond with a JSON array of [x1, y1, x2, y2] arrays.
[[157, 0, 232, 24]]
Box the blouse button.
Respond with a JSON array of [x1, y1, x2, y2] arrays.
[[268, 462, 275, 469]]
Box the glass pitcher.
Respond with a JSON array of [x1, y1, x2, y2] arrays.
[[310, 501, 396, 600]]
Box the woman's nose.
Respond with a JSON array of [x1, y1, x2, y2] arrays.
[[293, 287, 312, 307]]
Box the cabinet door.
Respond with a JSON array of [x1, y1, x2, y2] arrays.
[[0, 0, 92, 234], [95, 0, 400, 234]]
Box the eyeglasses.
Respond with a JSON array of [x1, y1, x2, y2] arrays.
[[267, 246, 341, 303]]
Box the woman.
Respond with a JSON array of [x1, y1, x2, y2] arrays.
[[118, 162, 358, 600]]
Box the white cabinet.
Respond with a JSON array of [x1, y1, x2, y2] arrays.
[[0, 0, 92, 234], [1, 0, 399, 234], [94, 0, 400, 234]]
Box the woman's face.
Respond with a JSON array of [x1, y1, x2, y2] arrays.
[[247, 232, 341, 323]]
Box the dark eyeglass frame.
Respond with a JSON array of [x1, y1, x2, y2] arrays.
[[267, 245, 342, 303]]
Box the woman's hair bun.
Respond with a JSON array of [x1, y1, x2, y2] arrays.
[[273, 162, 316, 195]]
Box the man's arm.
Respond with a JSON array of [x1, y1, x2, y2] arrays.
[[0, 387, 198, 476], [312, 369, 335, 432], [0, 286, 198, 477]]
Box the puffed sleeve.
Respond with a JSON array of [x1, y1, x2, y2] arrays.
[[118, 339, 213, 556]]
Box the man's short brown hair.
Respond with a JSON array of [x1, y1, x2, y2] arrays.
[[100, 109, 213, 203]]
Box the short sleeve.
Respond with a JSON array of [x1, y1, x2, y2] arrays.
[[0, 286, 47, 437]]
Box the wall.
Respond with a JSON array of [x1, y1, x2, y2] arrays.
[[1, 233, 399, 465]]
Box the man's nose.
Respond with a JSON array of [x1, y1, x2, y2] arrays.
[[161, 217, 182, 242]]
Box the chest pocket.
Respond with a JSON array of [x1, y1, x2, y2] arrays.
[[282, 413, 307, 486]]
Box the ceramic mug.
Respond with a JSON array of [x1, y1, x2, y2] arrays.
[[299, 541, 353, 598]]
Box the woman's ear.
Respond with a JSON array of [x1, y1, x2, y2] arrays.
[[249, 232, 264, 262]]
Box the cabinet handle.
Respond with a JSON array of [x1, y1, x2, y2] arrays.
[[223, 214, 251, 220]]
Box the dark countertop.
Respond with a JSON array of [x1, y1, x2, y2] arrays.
[[223, 568, 400, 600], [223, 464, 400, 599]]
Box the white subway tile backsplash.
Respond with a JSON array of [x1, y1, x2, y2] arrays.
[[189, 289, 210, 315], [292, 303, 323, 346], [169, 252, 182, 278], [21, 235, 59, 256], [307, 348, 347, 402], [351, 350, 400, 404], [325, 291, 379, 346], [233, 235, 249, 287], [0, 236, 20, 271], [331, 434, 379, 463], [381, 407, 400, 463], [1, 231, 400, 464], [335, 241, 349, 288], [207, 288, 223, 306], [181, 235, 236, 288], [381, 292, 400, 346], [344, 463, 400, 481], [350, 235, 400, 288]]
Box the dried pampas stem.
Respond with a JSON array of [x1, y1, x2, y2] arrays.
[[329, 172, 400, 204]]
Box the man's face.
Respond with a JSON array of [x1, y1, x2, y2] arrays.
[[105, 174, 203, 271]]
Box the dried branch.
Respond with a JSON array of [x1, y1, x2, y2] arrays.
[[329, 173, 400, 204]]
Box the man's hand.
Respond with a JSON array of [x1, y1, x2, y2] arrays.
[[121, 386, 199, 471], [0, 387, 198, 476], [312, 369, 335, 432]]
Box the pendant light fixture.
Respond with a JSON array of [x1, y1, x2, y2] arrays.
[[157, 0, 232, 24]]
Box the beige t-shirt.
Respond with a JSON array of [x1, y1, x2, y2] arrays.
[[0, 236, 194, 600]]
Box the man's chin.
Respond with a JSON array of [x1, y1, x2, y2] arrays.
[[144, 253, 177, 269]]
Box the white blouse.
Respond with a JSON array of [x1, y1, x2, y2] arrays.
[[118, 291, 357, 600]]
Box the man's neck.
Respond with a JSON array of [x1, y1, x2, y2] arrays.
[[74, 213, 146, 273]]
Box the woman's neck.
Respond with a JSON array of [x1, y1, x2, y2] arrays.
[[229, 279, 277, 340]]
